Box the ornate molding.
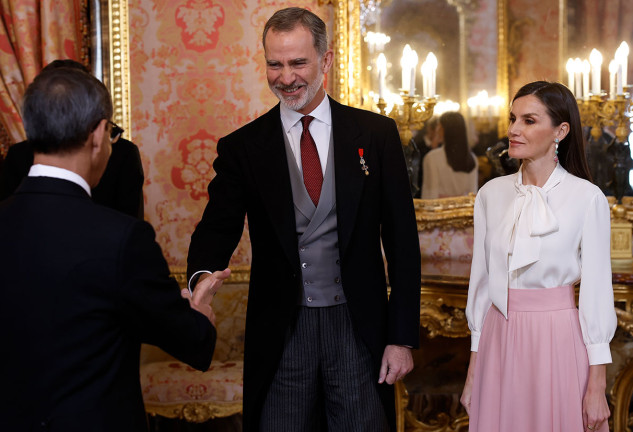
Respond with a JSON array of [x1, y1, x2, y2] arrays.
[[395, 381, 469, 432], [414, 195, 475, 231], [420, 301, 469, 338], [615, 307, 633, 337], [610, 357, 633, 432], [145, 401, 242, 423], [108, 0, 131, 137]]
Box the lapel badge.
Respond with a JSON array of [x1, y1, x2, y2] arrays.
[[358, 148, 369, 176]]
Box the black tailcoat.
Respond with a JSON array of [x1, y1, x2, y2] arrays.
[[188, 97, 421, 431]]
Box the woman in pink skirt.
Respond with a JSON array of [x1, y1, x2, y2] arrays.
[[460, 81, 617, 432]]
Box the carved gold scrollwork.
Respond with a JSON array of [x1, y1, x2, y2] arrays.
[[182, 403, 213, 422], [146, 401, 243, 423], [414, 195, 475, 231], [395, 381, 469, 432], [615, 307, 633, 337], [610, 357, 633, 432], [420, 302, 469, 338]]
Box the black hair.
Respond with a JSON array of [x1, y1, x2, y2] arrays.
[[22, 67, 112, 154]]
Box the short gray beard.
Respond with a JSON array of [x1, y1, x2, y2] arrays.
[[270, 70, 324, 112]]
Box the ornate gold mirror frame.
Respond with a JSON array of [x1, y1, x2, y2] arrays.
[[325, 0, 510, 230], [101, 0, 132, 138]]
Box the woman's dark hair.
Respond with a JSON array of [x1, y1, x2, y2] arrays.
[[440, 111, 476, 173], [512, 81, 591, 181]]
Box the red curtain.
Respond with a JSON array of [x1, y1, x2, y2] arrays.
[[0, 0, 88, 158]]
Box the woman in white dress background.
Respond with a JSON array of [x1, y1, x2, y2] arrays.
[[421, 111, 478, 199], [460, 81, 616, 432]]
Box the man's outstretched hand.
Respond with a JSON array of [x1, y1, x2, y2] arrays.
[[181, 269, 231, 325]]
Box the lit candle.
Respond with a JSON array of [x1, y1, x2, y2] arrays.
[[589, 49, 602, 95], [377, 53, 387, 99], [574, 58, 583, 98], [566, 58, 575, 95], [410, 49, 418, 96], [467, 95, 477, 118], [617, 62, 624, 95], [421, 61, 429, 97], [617, 41, 629, 86], [481, 90, 490, 118], [615, 42, 629, 89], [609, 59, 618, 100], [582, 59, 590, 99], [401, 45, 412, 92], [491, 95, 503, 117], [427, 52, 437, 97]]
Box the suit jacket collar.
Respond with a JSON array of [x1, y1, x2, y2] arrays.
[[16, 176, 92, 200]]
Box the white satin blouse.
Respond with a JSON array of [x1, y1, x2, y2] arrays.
[[466, 163, 617, 365]]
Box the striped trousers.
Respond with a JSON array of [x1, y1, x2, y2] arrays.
[[260, 304, 389, 432]]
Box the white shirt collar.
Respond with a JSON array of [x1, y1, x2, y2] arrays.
[[280, 93, 332, 133], [28, 164, 92, 196]]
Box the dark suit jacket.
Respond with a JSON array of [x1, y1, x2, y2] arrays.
[[0, 138, 145, 218], [188, 97, 421, 431], [0, 177, 215, 431]]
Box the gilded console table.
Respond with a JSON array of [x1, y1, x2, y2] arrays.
[[399, 260, 633, 432]]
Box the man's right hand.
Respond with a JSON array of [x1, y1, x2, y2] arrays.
[[181, 268, 231, 325]]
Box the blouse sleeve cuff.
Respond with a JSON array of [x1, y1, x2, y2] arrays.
[[470, 331, 481, 352], [586, 343, 612, 365]]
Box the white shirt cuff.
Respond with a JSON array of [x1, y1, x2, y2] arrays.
[[470, 331, 481, 352], [586, 342, 612, 365], [188, 270, 213, 295]]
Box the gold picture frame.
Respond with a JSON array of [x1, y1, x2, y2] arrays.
[[103, 0, 132, 139]]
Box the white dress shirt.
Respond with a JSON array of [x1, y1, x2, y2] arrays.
[[28, 164, 91, 196], [466, 163, 617, 365], [279, 95, 332, 175]]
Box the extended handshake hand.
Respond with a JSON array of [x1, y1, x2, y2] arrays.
[[181, 268, 231, 325]]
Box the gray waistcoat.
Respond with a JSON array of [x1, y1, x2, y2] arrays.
[[283, 130, 347, 307]]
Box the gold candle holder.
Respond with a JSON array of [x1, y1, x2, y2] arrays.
[[376, 90, 437, 147], [578, 88, 633, 203], [578, 90, 632, 142]]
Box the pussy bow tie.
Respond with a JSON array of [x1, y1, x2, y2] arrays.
[[488, 165, 564, 318]]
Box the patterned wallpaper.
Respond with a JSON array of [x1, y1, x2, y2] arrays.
[[128, 0, 331, 267]]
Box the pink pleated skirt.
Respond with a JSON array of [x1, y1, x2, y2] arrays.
[[469, 286, 607, 432]]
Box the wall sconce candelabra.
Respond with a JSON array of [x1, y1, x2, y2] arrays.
[[372, 45, 439, 146], [569, 41, 633, 203], [577, 89, 633, 202], [376, 92, 438, 145], [578, 91, 631, 143], [467, 90, 504, 135]]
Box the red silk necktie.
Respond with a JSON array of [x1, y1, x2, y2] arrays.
[[300, 116, 323, 207]]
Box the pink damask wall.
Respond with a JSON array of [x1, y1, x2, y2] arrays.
[[128, 0, 331, 268]]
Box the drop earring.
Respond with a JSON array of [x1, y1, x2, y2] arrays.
[[554, 138, 559, 163]]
